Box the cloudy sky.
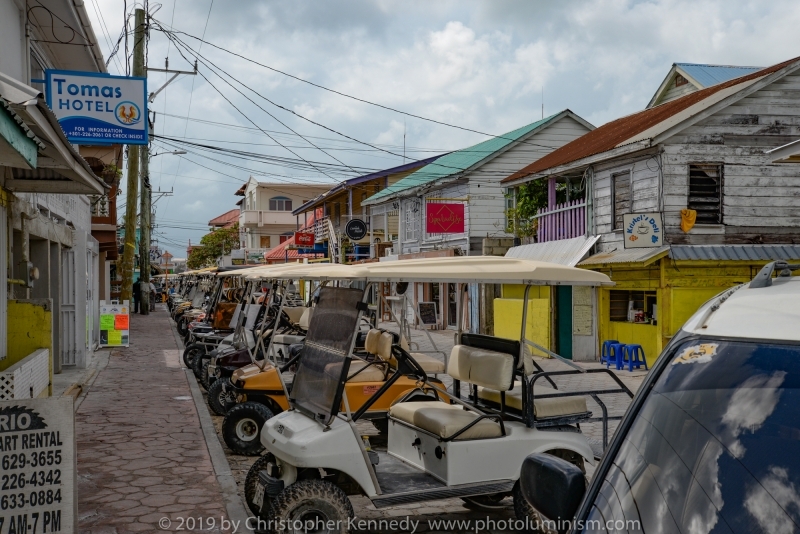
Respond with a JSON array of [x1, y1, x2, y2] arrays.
[[85, 0, 800, 255]]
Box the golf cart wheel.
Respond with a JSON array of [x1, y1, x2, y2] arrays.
[[200, 359, 212, 390], [461, 492, 509, 510], [208, 378, 237, 416], [245, 453, 276, 516], [222, 402, 273, 456], [192, 350, 207, 379], [183, 344, 202, 369], [269, 480, 353, 534], [371, 418, 389, 435], [512, 481, 556, 534]]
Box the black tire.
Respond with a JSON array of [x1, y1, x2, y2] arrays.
[[245, 453, 276, 516], [269, 480, 353, 534], [222, 402, 274, 456], [513, 481, 555, 534], [183, 344, 203, 369], [200, 359, 212, 390], [462, 493, 509, 510], [208, 378, 237, 416], [371, 418, 389, 435], [193, 349, 207, 379], [177, 317, 188, 336]]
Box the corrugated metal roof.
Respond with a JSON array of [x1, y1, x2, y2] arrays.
[[504, 235, 599, 267], [364, 111, 566, 205], [677, 63, 762, 88], [670, 245, 800, 262], [292, 154, 443, 215], [579, 246, 669, 266], [503, 56, 800, 183], [208, 209, 239, 227]]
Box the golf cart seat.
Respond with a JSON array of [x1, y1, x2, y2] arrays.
[[477, 382, 589, 419], [398, 338, 446, 374], [368, 331, 445, 374], [389, 402, 502, 440], [389, 344, 511, 441], [272, 308, 313, 347], [344, 329, 392, 383]]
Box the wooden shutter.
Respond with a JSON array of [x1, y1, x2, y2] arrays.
[[688, 164, 723, 224]]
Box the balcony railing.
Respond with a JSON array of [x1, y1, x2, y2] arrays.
[[536, 200, 586, 243], [241, 210, 295, 226]]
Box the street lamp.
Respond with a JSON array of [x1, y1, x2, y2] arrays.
[[151, 150, 187, 157]]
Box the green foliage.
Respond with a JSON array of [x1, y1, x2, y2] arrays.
[[505, 180, 572, 238], [186, 223, 241, 269]]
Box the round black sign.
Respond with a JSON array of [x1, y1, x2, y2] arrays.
[[345, 218, 368, 241]]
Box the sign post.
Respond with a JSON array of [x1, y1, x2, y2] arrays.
[[345, 219, 367, 241], [45, 70, 148, 145], [0, 398, 76, 534], [426, 203, 465, 234], [99, 300, 130, 347], [622, 213, 664, 248]]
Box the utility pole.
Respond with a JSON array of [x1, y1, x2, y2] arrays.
[[139, 124, 151, 315], [119, 8, 146, 304]]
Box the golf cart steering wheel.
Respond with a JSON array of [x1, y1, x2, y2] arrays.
[[391, 345, 427, 381]]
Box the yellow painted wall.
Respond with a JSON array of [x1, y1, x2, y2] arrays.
[[501, 284, 549, 300], [590, 260, 771, 368], [4, 300, 53, 394], [493, 298, 550, 356]]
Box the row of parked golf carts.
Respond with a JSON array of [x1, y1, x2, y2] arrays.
[[166, 258, 800, 534]]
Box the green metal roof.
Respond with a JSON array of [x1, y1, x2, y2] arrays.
[[363, 112, 563, 205]]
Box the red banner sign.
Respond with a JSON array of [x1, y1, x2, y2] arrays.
[[294, 232, 315, 247], [426, 203, 465, 233]]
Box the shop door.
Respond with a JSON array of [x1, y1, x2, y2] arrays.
[[446, 283, 457, 328], [556, 286, 573, 359], [61, 249, 77, 366]]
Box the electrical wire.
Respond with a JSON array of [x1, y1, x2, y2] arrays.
[[153, 24, 562, 153]]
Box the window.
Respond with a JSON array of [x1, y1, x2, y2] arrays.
[[269, 196, 292, 211], [675, 73, 688, 87], [260, 236, 270, 248], [279, 235, 290, 244], [612, 171, 631, 230], [688, 164, 723, 224], [404, 199, 420, 242], [610, 289, 657, 323], [585, 339, 800, 534]]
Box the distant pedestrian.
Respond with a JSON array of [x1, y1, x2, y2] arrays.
[[149, 281, 157, 311], [132, 279, 141, 313]]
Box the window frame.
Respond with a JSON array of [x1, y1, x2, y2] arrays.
[[687, 163, 724, 225], [268, 196, 293, 212], [611, 170, 632, 231]]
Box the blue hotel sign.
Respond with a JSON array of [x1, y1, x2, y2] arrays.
[[45, 70, 148, 145]]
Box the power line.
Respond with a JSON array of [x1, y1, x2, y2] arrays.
[[155, 24, 564, 150], [162, 0, 214, 210], [152, 26, 558, 188]]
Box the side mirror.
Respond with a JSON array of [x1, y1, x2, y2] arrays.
[[520, 453, 586, 531]]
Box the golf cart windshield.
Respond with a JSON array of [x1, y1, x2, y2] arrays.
[[289, 285, 365, 425], [584, 339, 800, 533]]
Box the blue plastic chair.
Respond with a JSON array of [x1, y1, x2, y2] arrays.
[[601, 340, 619, 365], [624, 344, 648, 371], [608, 343, 627, 370]]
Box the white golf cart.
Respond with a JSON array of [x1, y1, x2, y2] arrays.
[[248, 257, 633, 532]]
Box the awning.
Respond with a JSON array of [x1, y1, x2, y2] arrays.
[[0, 71, 107, 195], [579, 246, 669, 267], [504, 235, 600, 267], [0, 98, 43, 169], [767, 139, 800, 163], [670, 244, 800, 262]]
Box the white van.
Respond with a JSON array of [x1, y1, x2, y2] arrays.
[[520, 261, 800, 534]]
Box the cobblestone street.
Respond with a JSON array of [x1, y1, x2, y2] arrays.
[[76, 307, 235, 534]]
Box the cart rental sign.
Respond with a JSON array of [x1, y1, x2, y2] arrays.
[[45, 70, 148, 145]]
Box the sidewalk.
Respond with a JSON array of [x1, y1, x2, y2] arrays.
[[76, 306, 235, 533]]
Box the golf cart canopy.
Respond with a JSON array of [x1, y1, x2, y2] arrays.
[[280, 257, 613, 286]]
